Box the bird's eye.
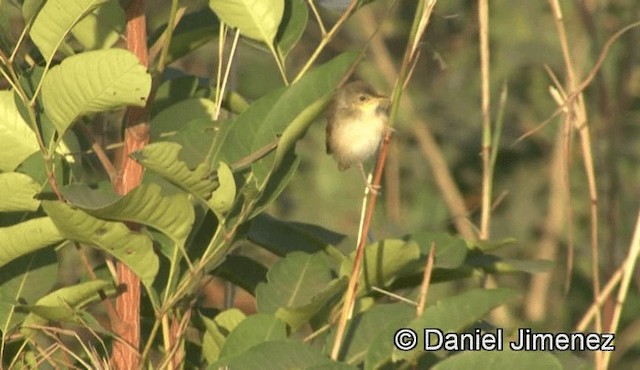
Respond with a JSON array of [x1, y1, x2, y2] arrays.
[[358, 95, 367, 102]]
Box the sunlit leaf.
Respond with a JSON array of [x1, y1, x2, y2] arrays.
[[21, 280, 111, 336], [209, 0, 284, 44], [209, 162, 236, 216], [41, 49, 151, 135], [0, 218, 63, 268], [42, 201, 158, 288], [133, 142, 217, 200], [29, 0, 110, 61], [0, 172, 41, 212], [276, 0, 308, 59], [0, 91, 39, 171]]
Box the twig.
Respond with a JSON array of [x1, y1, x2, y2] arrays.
[[478, 0, 491, 240], [416, 242, 436, 316], [602, 210, 640, 368]]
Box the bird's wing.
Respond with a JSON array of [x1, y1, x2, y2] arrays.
[[325, 104, 335, 154]]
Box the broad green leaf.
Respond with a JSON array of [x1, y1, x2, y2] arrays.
[[467, 254, 554, 274], [392, 288, 518, 362], [152, 76, 200, 116], [63, 183, 195, 249], [154, 8, 220, 65], [71, 0, 124, 50], [0, 91, 39, 171], [468, 237, 518, 251], [133, 142, 217, 199], [0, 248, 58, 333], [256, 252, 334, 314], [29, 0, 110, 61], [251, 52, 358, 185], [434, 350, 562, 370], [405, 232, 468, 269], [326, 303, 415, 365], [150, 98, 217, 140], [201, 308, 246, 364], [275, 276, 346, 330], [218, 313, 287, 361], [42, 201, 158, 288], [0, 218, 63, 268], [209, 0, 284, 44], [340, 239, 421, 290], [21, 280, 111, 336], [209, 162, 236, 216], [276, 0, 308, 59], [213, 340, 355, 370], [213, 255, 267, 295], [0, 172, 41, 212], [248, 214, 346, 257], [41, 49, 151, 135], [220, 88, 285, 166]]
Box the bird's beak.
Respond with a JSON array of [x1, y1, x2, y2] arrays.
[[376, 96, 390, 109]]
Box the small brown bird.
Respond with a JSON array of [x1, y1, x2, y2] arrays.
[[326, 81, 390, 192]]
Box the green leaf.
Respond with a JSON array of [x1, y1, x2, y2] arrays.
[[208, 0, 284, 44], [42, 201, 158, 288], [21, 280, 111, 337], [220, 88, 285, 166], [434, 350, 562, 370], [29, 0, 110, 61], [327, 303, 415, 364], [0, 248, 58, 333], [255, 251, 346, 329], [256, 252, 334, 313], [275, 277, 346, 330], [0, 91, 39, 171], [63, 183, 195, 252], [392, 288, 519, 362], [133, 142, 217, 200], [0, 218, 63, 268], [251, 52, 358, 185], [248, 214, 343, 256], [70, 0, 124, 51], [213, 255, 267, 295], [467, 254, 555, 274], [201, 308, 246, 364], [468, 237, 518, 252], [0, 172, 41, 212], [214, 340, 353, 370], [209, 162, 236, 216], [154, 8, 219, 65], [340, 239, 421, 290], [276, 0, 308, 59], [218, 313, 287, 362], [152, 76, 200, 117], [41, 49, 151, 135], [405, 232, 468, 269], [150, 98, 217, 140]]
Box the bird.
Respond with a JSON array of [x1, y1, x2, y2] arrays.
[[325, 81, 390, 193]]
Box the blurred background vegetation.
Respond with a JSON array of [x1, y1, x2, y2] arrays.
[[3, 0, 640, 367]]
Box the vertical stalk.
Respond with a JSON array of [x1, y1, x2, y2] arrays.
[[478, 0, 492, 240], [111, 0, 150, 368]]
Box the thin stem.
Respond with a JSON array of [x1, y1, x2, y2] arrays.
[[478, 0, 491, 240], [548, 2, 603, 356], [307, 0, 327, 36], [602, 210, 640, 369], [293, 0, 359, 83], [416, 242, 436, 316], [268, 43, 289, 85], [155, 0, 181, 75]]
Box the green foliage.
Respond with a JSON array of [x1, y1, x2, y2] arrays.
[[3, 0, 622, 368]]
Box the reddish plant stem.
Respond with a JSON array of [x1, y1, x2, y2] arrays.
[[111, 0, 149, 368]]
